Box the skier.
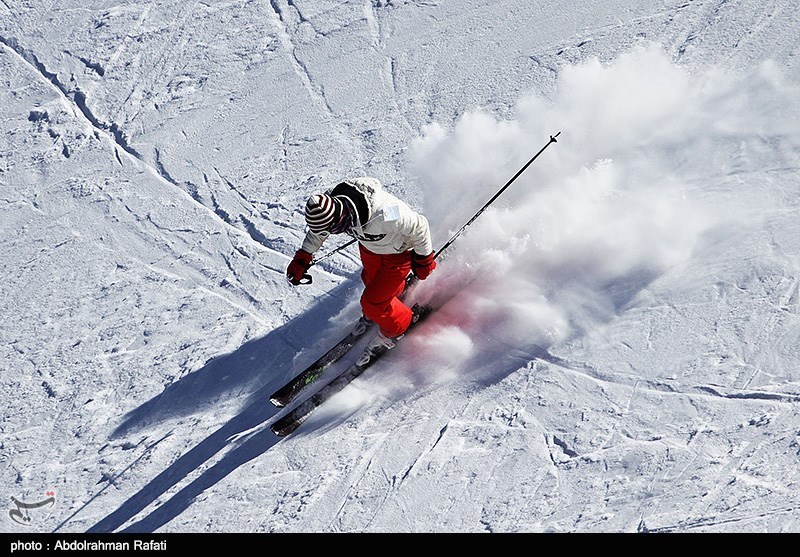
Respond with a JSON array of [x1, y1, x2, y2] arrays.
[[286, 177, 436, 360]]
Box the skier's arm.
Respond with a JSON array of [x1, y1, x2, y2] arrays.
[[399, 209, 436, 280], [287, 230, 329, 286], [399, 210, 433, 257], [300, 229, 330, 255]]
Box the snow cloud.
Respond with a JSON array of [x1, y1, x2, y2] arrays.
[[402, 43, 800, 379]]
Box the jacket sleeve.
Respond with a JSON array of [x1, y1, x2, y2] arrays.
[[300, 229, 329, 254], [399, 209, 434, 256]]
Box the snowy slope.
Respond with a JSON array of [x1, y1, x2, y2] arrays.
[[2, 0, 800, 533]]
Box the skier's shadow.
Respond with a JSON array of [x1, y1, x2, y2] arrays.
[[85, 263, 660, 533], [86, 276, 362, 533]]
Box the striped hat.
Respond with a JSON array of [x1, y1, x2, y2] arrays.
[[305, 193, 344, 233]]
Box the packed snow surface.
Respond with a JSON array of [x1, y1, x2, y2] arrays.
[[2, 0, 800, 533]]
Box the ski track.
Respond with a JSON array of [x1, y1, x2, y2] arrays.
[[329, 430, 391, 531], [0, 31, 289, 273], [269, 0, 336, 119], [545, 352, 800, 406], [3, 0, 800, 534]]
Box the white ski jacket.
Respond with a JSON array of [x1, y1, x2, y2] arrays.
[[301, 177, 433, 257]]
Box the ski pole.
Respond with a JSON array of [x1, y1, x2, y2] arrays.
[[298, 237, 358, 284], [433, 131, 560, 261], [404, 131, 560, 288], [313, 237, 358, 264], [305, 131, 561, 286]]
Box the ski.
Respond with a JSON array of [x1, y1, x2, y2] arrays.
[[269, 319, 375, 408], [270, 344, 387, 436], [271, 305, 432, 437], [270, 276, 418, 408]]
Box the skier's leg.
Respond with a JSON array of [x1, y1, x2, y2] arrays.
[[359, 245, 413, 338]]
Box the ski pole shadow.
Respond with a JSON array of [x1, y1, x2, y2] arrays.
[[87, 276, 362, 533], [118, 420, 284, 533]]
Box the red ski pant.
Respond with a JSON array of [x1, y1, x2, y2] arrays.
[[359, 244, 413, 338]]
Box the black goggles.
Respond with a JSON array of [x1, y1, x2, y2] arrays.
[[329, 203, 354, 234]]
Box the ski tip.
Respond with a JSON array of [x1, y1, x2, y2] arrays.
[[271, 421, 300, 437]]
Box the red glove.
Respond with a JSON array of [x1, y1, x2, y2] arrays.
[[286, 249, 313, 285], [411, 251, 436, 280]]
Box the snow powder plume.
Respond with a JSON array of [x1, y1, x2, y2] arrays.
[[399, 43, 800, 385]]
